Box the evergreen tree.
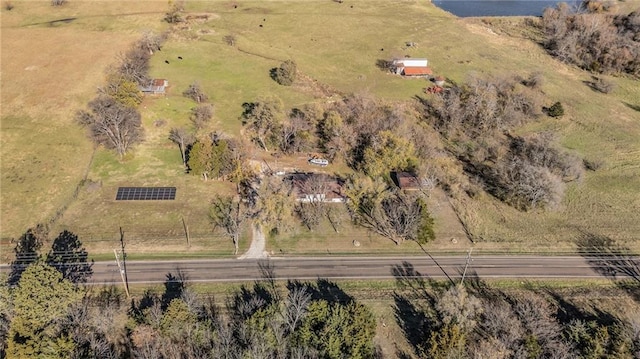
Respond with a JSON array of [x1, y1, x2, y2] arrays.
[[187, 139, 213, 180], [7, 262, 81, 358]]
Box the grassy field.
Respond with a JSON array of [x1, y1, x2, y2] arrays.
[[1, 1, 639, 262]]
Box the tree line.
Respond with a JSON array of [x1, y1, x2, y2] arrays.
[[392, 259, 640, 359], [76, 31, 166, 158], [542, 3, 640, 77], [418, 73, 584, 210], [0, 260, 376, 358]]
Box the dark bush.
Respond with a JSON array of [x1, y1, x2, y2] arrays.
[[271, 60, 297, 86], [583, 158, 604, 171], [546, 102, 565, 117]]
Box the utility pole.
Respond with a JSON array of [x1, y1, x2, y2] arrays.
[[459, 248, 473, 287], [119, 227, 130, 298], [113, 248, 130, 299], [182, 216, 191, 248]]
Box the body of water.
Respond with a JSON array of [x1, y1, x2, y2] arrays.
[[432, 0, 579, 17]]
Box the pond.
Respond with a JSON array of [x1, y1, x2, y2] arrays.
[[431, 0, 579, 17]]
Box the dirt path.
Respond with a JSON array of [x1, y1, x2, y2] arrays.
[[238, 223, 269, 259]]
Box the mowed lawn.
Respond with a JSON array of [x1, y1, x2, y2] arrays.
[[1, 1, 639, 261]]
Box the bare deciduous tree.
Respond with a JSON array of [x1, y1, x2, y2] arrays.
[[168, 127, 194, 169], [282, 286, 312, 334], [137, 30, 165, 55], [190, 104, 214, 130], [345, 177, 430, 245], [183, 81, 209, 103], [116, 47, 151, 86], [493, 157, 565, 210], [514, 295, 573, 358], [223, 34, 237, 47], [292, 174, 330, 229], [435, 286, 483, 332], [210, 195, 248, 255], [77, 96, 143, 157], [278, 111, 312, 154]]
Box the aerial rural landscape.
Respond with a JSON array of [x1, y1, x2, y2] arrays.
[[1, 0, 640, 357]]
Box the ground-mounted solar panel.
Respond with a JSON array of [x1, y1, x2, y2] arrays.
[[116, 187, 176, 201]]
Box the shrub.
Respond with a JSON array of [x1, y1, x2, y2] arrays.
[[493, 158, 565, 210], [51, 0, 66, 6], [190, 104, 214, 130], [583, 158, 604, 171], [183, 81, 209, 103], [546, 102, 565, 117], [592, 77, 616, 94], [271, 60, 297, 86], [522, 72, 544, 89], [164, 1, 184, 23], [223, 35, 236, 46]]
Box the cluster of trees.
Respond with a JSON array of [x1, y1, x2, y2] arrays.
[[239, 94, 432, 179], [542, 3, 640, 77], [168, 82, 214, 169], [394, 263, 640, 359], [129, 276, 375, 359], [1, 226, 94, 358], [77, 32, 165, 157], [1, 260, 376, 359], [235, 93, 440, 243], [187, 134, 248, 182], [420, 74, 582, 210], [164, 0, 184, 24]]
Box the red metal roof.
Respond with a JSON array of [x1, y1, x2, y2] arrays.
[[403, 67, 433, 76], [392, 172, 421, 190], [151, 79, 167, 86]]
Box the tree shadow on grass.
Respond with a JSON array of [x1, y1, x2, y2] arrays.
[[544, 288, 618, 327], [286, 278, 353, 305], [576, 232, 640, 305], [8, 224, 47, 285], [161, 268, 188, 310], [576, 231, 640, 284], [390, 261, 442, 356], [623, 102, 640, 112]]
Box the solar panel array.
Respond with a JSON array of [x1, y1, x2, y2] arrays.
[[116, 187, 176, 201]]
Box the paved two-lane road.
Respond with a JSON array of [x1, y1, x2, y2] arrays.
[[63, 255, 633, 286]]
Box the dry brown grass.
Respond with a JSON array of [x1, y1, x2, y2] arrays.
[[0, 1, 167, 257]]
